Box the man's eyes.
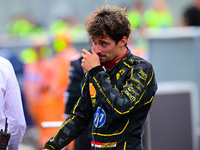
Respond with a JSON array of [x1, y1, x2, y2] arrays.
[[100, 42, 107, 46], [93, 41, 108, 46]]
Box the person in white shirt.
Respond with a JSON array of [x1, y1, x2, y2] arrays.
[[0, 56, 26, 150]]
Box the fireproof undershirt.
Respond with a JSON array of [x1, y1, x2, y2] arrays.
[[104, 49, 128, 70]]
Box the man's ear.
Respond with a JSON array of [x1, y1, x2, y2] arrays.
[[118, 36, 127, 48]]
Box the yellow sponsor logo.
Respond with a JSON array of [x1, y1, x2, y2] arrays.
[[138, 69, 147, 81], [101, 142, 117, 148], [125, 90, 136, 102], [116, 69, 125, 80]]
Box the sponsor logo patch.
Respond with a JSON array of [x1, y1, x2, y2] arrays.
[[116, 69, 125, 80], [91, 141, 117, 148], [94, 107, 106, 128], [90, 83, 96, 107], [89, 83, 96, 98]]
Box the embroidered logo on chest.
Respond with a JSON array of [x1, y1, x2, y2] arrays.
[[116, 69, 125, 80], [94, 107, 106, 128]]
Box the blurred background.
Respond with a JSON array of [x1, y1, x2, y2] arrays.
[[0, 0, 200, 149]]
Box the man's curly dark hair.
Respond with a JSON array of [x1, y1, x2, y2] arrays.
[[85, 4, 132, 45]]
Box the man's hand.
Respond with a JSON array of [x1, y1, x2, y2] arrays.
[[81, 47, 100, 72]]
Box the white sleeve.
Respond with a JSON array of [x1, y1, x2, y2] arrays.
[[4, 61, 26, 150]]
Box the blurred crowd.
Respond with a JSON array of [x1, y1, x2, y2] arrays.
[[1, 13, 84, 149], [0, 0, 199, 149]]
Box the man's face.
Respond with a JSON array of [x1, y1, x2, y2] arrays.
[[92, 34, 121, 64]]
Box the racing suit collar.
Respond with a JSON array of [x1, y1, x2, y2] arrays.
[[104, 48, 128, 70]]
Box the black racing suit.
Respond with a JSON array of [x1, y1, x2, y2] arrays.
[[44, 49, 157, 150], [65, 55, 91, 150]]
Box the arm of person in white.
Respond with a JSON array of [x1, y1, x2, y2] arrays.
[[3, 59, 27, 149]]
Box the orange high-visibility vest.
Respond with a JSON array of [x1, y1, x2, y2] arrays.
[[23, 55, 71, 148]]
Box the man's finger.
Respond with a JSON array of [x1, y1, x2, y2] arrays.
[[82, 49, 91, 55], [91, 47, 97, 56], [81, 53, 85, 58]]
